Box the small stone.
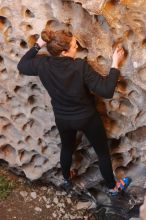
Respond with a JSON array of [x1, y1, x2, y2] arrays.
[[38, 197, 42, 202], [67, 194, 71, 198], [41, 186, 47, 191], [66, 197, 72, 204], [70, 215, 78, 220], [46, 199, 51, 204], [20, 191, 28, 198], [76, 201, 95, 210], [52, 213, 57, 218], [46, 204, 51, 209], [18, 179, 23, 183], [47, 188, 53, 194], [42, 196, 47, 202], [56, 191, 66, 196], [53, 197, 59, 204], [58, 203, 64, 208], [34, 207, 42, 212], [64, 214, 68, 219], [60, 208, 65, 213], [30, 192, 37, 199]]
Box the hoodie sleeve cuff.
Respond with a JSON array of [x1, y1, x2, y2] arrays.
[[33, 43, 41, 52], [110, 67, 120, 74]]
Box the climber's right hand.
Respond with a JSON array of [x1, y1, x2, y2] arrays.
[[112, 46, 125, 69]]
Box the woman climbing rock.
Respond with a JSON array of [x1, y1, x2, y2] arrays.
[[17, 28, 131, 196]]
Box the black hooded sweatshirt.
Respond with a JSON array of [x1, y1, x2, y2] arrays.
[[17, 46, 120, 120]]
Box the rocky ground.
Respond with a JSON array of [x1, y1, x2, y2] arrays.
[[0, 161, 146, 220], [0, 163, 96, 220]]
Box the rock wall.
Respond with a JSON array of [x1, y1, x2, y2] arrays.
[[0, 0, 146, 198]]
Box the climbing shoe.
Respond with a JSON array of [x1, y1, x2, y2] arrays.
[[108, 177, 131, 197]]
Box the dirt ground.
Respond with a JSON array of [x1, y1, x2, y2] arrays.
[[0, 164, 96, 220]]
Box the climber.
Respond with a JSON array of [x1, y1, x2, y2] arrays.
[[17, 29, 131, 196]]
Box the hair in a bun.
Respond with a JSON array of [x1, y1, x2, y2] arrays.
[[41, 30, 54, 43], [41, 29, 73, 56]]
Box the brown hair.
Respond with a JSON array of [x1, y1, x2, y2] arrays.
[[41, 29, 73, 56]]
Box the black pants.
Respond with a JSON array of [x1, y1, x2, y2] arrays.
[[55, 113, 116, 189]]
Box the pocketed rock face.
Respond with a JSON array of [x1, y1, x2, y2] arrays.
[[0, 0, 146, 199]]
